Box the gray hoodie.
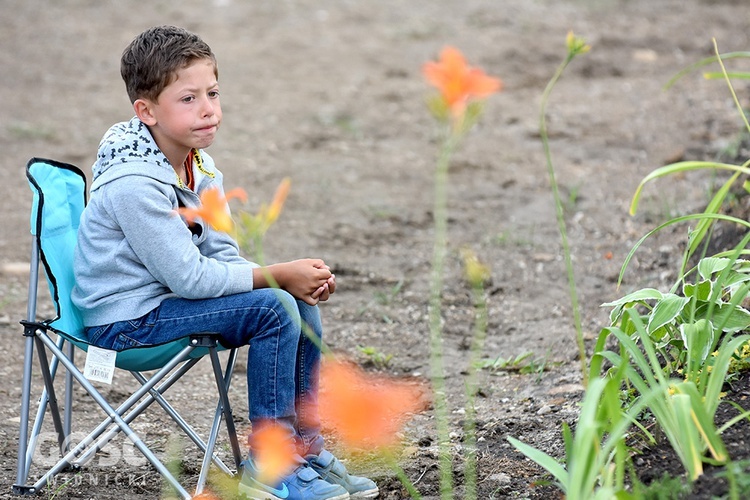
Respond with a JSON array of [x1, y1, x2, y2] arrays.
[[72, 117, 257, 327]]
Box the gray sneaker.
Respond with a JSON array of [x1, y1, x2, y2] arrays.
[[239, 455, 350, 500], [306, 450, 379, 498]]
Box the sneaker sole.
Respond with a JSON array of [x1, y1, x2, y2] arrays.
[[238, 482, 286, 500], [239, 482, 351, 500], [351, 488, 380, 498]]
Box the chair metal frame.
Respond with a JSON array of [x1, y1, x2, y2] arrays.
[[13, 158, 243, 499]]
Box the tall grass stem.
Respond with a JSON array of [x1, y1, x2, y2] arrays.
[[539, 53, 588, 387], [429, 133, 460, 498]]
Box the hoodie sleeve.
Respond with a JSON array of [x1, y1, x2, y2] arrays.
[[200, 228, 261, 267], [102, 175, 255, 299]]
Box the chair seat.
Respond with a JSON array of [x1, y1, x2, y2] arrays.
[[56, 330, 227, 372]]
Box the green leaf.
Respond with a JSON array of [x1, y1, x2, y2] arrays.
[[697, 257, 732, 279], [663, 51, 750, 89], [602, 288, 663, 307], [703, 71, 750, 80], [724, 269, 750, 288], [629, 161, 750, 216], [618, 213, 750, 287], [426, 95, 450, 123], [683, 279, 712, 301], [673, 382, 729, 463], [680, 319, 715, 368], [695, 302, 750, 333], [705, 335, 750, 415], [507, 436, 568, 489], [686, 171, 741, 260], [670, 393, 704, 480], [648, 294, 689, 334]]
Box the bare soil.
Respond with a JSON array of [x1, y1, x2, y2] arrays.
[[2, 0, 750, 498]]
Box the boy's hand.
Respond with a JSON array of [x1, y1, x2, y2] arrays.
[[261, 259, 335, 305], [312, 270, 336, 302]]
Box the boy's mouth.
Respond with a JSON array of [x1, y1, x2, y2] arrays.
[[196, 124, 218, 134]]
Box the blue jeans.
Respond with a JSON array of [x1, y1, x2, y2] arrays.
[[85, 289, 323, 454]]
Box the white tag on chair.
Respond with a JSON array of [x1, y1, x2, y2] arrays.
[[83, 346, 117, 384]]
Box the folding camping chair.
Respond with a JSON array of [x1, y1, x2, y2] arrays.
[[13, 157, 243, 498]]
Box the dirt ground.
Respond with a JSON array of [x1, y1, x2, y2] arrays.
[[2, 0, 750, 498]]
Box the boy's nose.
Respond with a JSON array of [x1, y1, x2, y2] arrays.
[[200, 96, 216, 117]]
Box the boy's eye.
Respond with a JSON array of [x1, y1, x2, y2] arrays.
[[182, 96, 195, 103], [209, 90, 220, 98]]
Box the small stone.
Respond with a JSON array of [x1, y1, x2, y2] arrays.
[[537, 405, 553, 415], [487, 472, 511, 484]]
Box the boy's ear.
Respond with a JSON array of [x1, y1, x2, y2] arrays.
[[133, 98, 157, 126]]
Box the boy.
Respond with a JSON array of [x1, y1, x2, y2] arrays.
[[72, 25, 378, 500]]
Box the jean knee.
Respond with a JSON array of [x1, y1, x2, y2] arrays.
[[297, 301, 322, 339], [262, 289, 301, 331]]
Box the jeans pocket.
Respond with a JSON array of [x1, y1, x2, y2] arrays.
[[113, 332, 147, 351], [86, 324, 112, 346], [88, 309, 157, 351]]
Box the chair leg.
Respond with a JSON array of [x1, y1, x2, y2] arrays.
[[34, 337, 68, 454], [64, 342, 74, 445], [13, 335, 36, 494], [209, 347, 242, 468], [23, 336, 69, 477], [194, 347, 242, 495], [15, 327, 70, 492]]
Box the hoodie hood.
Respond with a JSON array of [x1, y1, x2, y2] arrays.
[[90, 116, 177, 192]]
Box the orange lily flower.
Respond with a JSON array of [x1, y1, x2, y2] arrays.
[[250, 423, 297, 484], [316, 359, 427, 450], [423, 46, 502, 118], [192, 492, 220, 500], [177, 187, 247, 233], [261, 177, 291, 228]]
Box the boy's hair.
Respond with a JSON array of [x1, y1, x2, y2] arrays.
[[121, 25, 217, 104]]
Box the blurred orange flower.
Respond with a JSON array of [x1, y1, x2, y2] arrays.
[[236, 177, 292, 242], [192, 492, 220, 500], [316, 359, 427, 450], [177, 187, 247, 233], [251, 423, 297, 484], [261, 177, 291, 228], [423, 46, 502, 118]]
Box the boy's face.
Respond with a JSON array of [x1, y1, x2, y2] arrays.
[[135, 58, 221, 166]]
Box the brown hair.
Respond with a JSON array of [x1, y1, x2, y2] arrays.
[[120, 25, 217, 103]]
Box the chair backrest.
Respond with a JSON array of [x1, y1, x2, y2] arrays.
[[25, 157, 219, 371], [26, 158, 87, 344]]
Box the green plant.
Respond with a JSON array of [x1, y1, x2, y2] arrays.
[[46, 472, 82, 500], [479, 351, 534, 371], [373, 278, 404, 306], [629, 472, 691, 500], [509, 375, 653, 499], [479, 350, 557, 377], [604, 253, 750, 380], [458, 247, 491, 499], [512, 37, 750, 500], [538, 31, 591, 387], [490, 226, 536, 247], [716, 459, 750, 500], [354, 279, 404, 323], [357, 345, 393, 370], [592, 306, 748, 481], [564, 182, 583, 213]]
